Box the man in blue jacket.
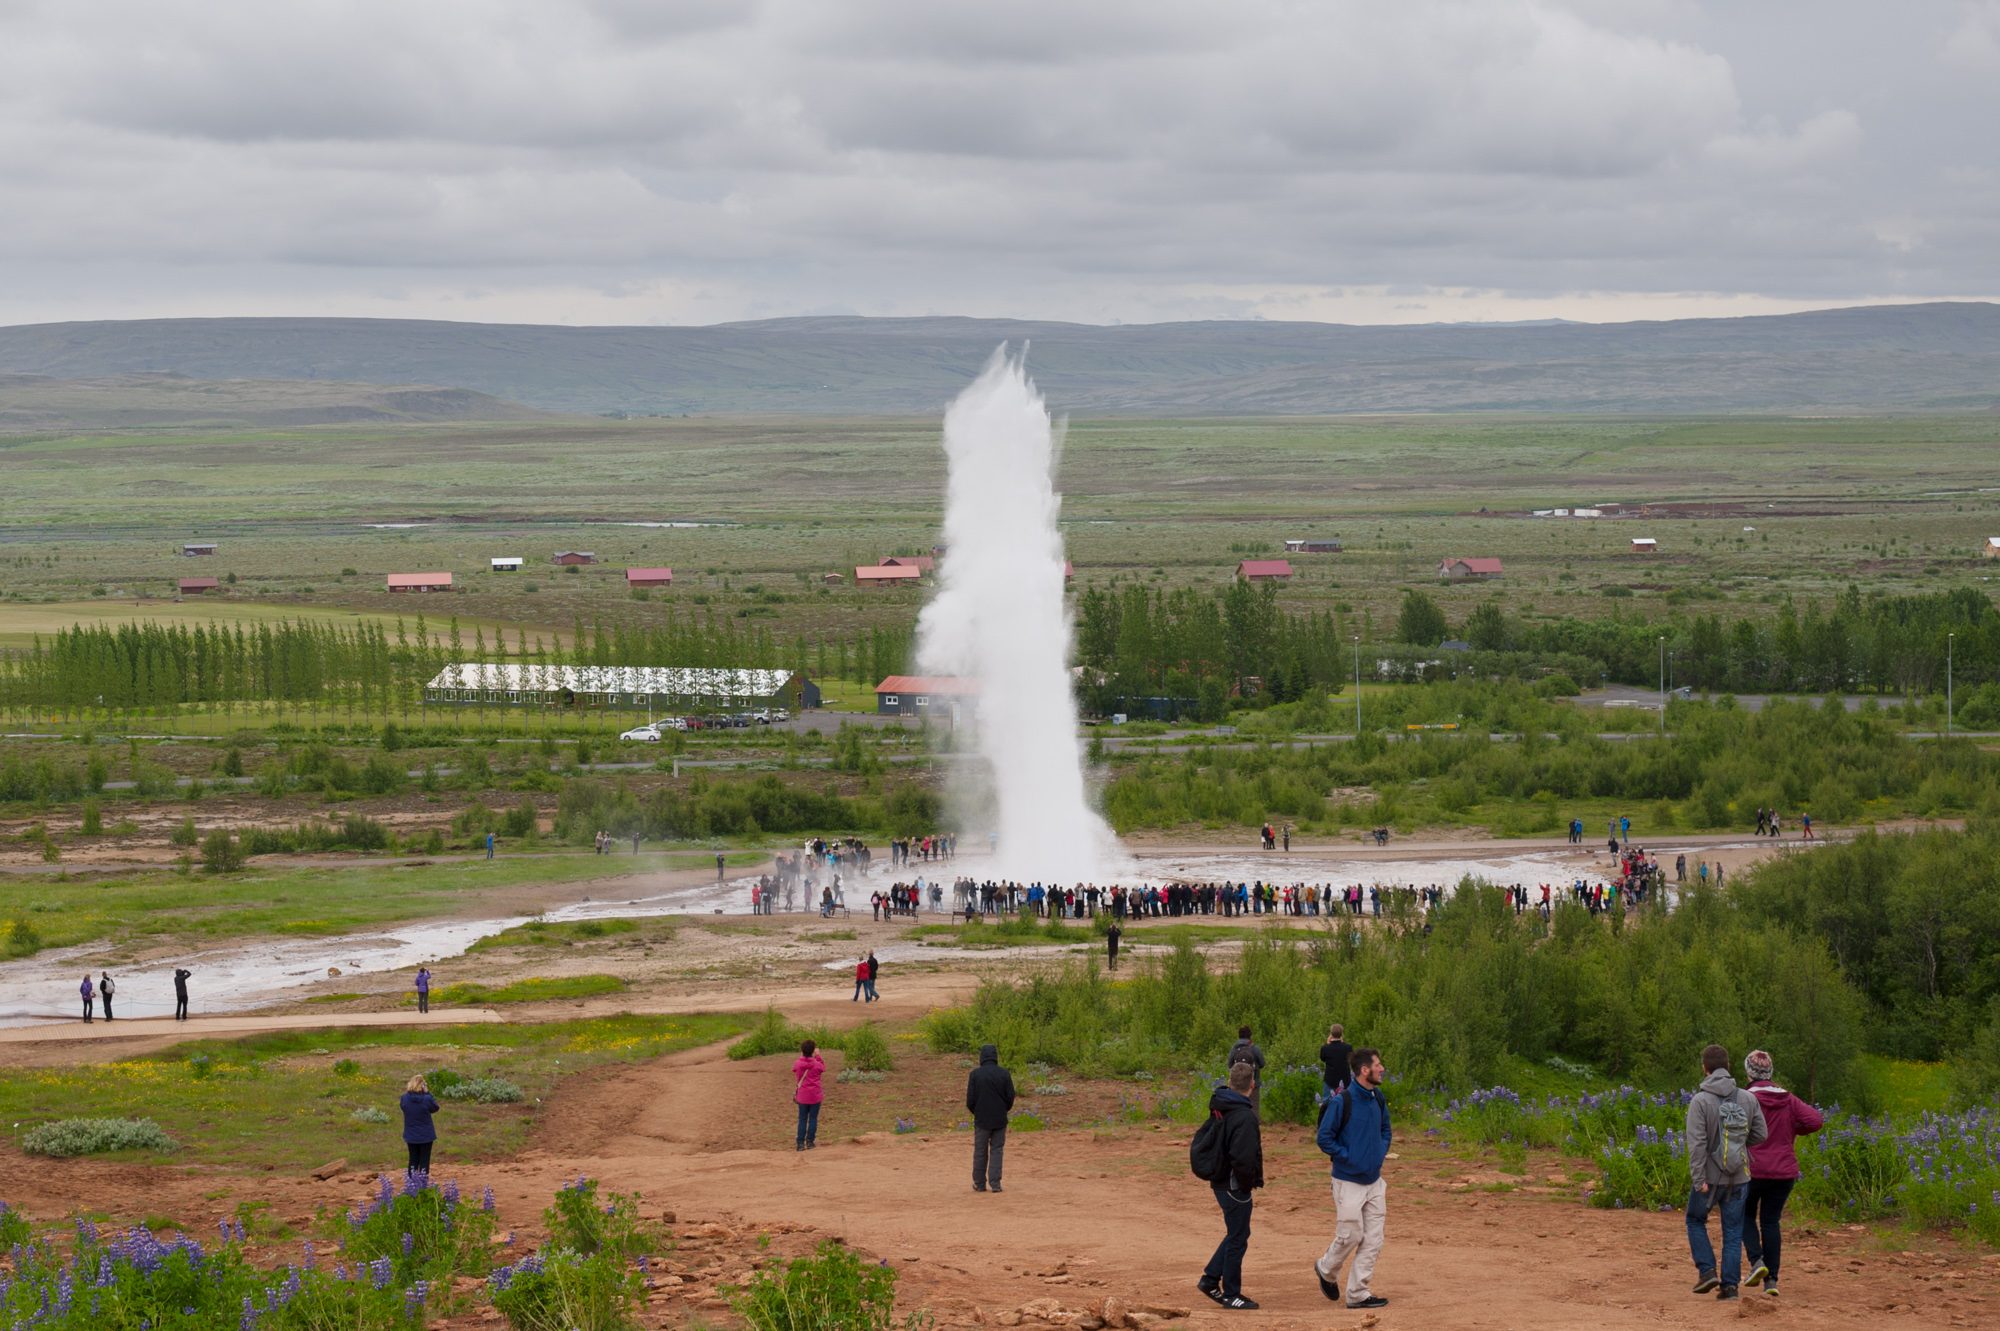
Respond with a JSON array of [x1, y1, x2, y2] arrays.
[[1314, 1046, 1392, 1309]]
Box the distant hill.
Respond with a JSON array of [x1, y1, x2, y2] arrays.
[[0, 303, 1996, 416], [0, 372, 547, 430]]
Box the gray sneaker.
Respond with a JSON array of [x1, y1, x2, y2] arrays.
[[1746, 1261, 1769, 1286], [1692, 1275, 1720, 1295]]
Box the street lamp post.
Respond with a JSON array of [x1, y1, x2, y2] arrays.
[[1353, 635, 1362, 736], [1948, 633, 1955, 736]]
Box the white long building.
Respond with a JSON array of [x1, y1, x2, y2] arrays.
[[423, 663, 800, 710]]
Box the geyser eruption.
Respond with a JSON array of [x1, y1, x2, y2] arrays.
[[916, 349, 1124, 881]]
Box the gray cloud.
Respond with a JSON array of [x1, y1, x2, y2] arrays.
[[0, 0, 1994, 326]]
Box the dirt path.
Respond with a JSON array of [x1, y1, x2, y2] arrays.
[[488, 1015, 1999, 1330]]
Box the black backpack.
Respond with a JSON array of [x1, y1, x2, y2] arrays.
[[1190, 1108, 1229, 1182]]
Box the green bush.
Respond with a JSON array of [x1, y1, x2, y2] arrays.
[[5, 918, 43, 958], [491, 1245, 643, 1331], [842, 1024, 894, 1073], [200, 828, 244, 874], [79, 797, 102, 836], [728, 1240, 923, 1331], [438, 1077, 526, 1104], [21, 1117, 177, 1157], [168, 816, 198, 848]]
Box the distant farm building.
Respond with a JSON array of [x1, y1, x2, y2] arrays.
[[855, 564, 923, 587], [181, 543, 217, 557], [625, 567, 674, 588], [875, 675, 979, 718], [387, 571, 453, 593], [821, 572, 845, 585], [177, 577, 220, 595], [490, 557, 523, 573], [1630, 538, 1658, 553], [552, 551, 598, 566], [1986, 537, 2000, 559], [1237, 559, 1293, 582], [880, 555, 936, 572], [1438, 557, 1504, 581], [1284, 539, 1342, 554], [423, 664, 810, 711]]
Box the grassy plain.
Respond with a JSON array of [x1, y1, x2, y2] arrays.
[[4, 413, 1997, 656], [0, 1012, 749, 1170]]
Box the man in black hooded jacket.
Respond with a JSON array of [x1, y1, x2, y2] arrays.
[[966, 1043, 1016, 1193], [1199, 1061, 1265, 1311]]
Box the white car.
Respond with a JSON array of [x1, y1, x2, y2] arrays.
[[620, 724, 663, 742]]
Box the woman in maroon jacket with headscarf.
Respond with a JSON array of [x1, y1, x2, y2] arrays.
[[1742, 1049, 1824, 1298]]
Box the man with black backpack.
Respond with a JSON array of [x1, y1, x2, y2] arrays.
[[1227, 1026, 1266, 1112], [1190, 1062, 1263, 1311], [1686, 1043, 1769, 1300]]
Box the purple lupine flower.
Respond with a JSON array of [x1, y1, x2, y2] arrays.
[[370, 1257, 394, 1289], [481, 1186, 496, 1213]]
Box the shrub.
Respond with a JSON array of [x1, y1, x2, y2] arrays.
[[80, 797, 103, 836], [350, 1106, 390, 1124], [1258, 1065, 1326, 1126], [842, 1024, 894, 1073], [5, 918, 43, 957], [728, 1240, 921, 1331], [438, 1077, 526, 1104], [543, 1176, 654, 1259], [337, 1171, 499, 1286], [0, 1201, 30, 1248], [200, 828, 244, 874], [21, 1117, 177, 1157], [1593, 1125, 1685, 1210], [491, 1245, 644, 1331]]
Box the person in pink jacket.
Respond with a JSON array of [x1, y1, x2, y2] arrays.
[[793, 1038, 825, 1152], [1742, 1049, 1824, 1298]]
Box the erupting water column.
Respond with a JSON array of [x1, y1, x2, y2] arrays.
[[916, 348, 1123, 881]]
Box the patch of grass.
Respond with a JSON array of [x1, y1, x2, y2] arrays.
[[422, 974, 628, 1006], [465, 917, 647, 951], [0, 1012, 750, 1170], [1853, 1054, 1952, 1116]]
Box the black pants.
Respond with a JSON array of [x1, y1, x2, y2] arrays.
[[417, 993, 429, 1013], [406, 1141, 433, 1175], [1107, 944, 1118, 970], [1743, 1177, 1795, 1281], [82, 998, 93, 1022], [101, 995, 113, 1020], [175, 994, 188, 1020], [973, 1124, 1007, 1189], [1202, 1184, 1253, 1297]]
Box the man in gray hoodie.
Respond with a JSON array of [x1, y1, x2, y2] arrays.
[[1685, 1043, 1769, 1299]]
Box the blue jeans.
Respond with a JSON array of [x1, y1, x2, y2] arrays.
[[1202, 1184, 1253, 1297], [1687, 1182, 1747, 1286], [795, 1101, 820, 1149]]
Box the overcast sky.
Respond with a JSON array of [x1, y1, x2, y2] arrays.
[[3, 0, 1996, 328]]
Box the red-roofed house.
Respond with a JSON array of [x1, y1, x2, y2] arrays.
[[1437, 557, 1504, 581], [1237, 559, 1293, 582], [387, 571, 454, 593], [875, 675, 980, 718], [177, 577, 220, 595], [880, 555, 936, 572], [855, 564, 923, 587], [552, 551, 598, 566], [625, 567, 674, 588]]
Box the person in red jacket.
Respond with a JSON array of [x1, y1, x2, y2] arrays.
[[1742, 1050, 1824, 1298], [793, 1038, 825, 1151]]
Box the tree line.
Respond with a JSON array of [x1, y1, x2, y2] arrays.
[[1071, 580, 1995, 714]]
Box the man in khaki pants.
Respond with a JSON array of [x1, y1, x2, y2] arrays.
[[1313, 1047, 1391, 1309]]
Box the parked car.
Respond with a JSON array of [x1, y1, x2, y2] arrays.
[[620, 724, 662, 742]]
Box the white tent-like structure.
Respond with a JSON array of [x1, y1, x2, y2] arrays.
[[423, 663, 794, 710]]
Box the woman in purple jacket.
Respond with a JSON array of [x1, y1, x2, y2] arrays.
[[1742, 1050, 1824, 1298], [401, 1074, 441, 1178]]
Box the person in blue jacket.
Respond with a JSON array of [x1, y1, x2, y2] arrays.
[[1313, 1046, 1392, 1310], [401, 1074, 441, 1178]]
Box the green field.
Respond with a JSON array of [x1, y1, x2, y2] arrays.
[[4, 414, 1996, 659]]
